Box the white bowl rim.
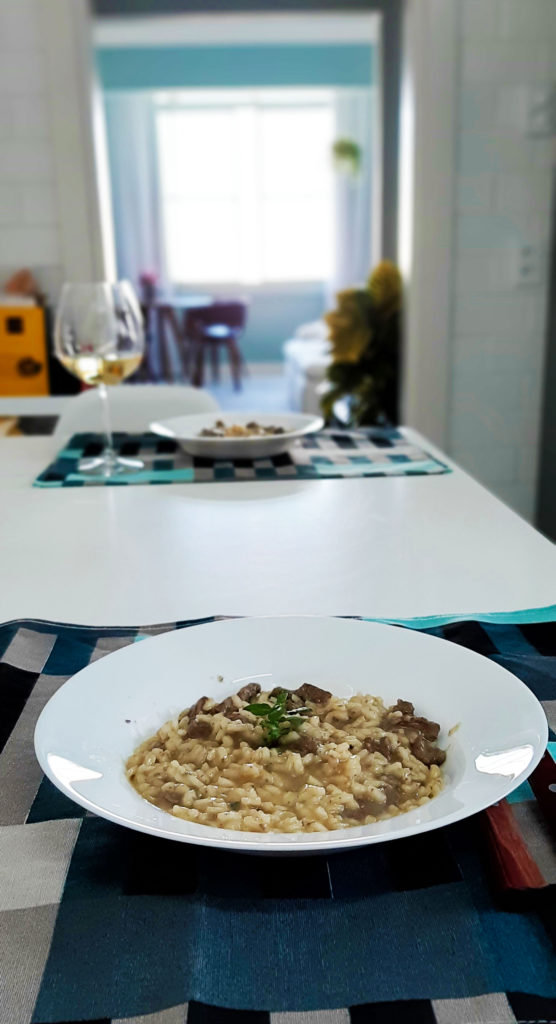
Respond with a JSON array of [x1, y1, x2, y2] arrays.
[[33, 615, 548, 854], [150, 411, 324, 443]]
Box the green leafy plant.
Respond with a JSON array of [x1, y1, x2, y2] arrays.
[[245, 689, 309, 747], [332, 138, 362, 176]]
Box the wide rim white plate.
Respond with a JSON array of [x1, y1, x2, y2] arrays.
[[34, 616, 547, 854], [150, 411, 324, 459]]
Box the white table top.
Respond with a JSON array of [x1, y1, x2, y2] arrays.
[[0, 396, 69, 416], [1, 431, 554, 626]]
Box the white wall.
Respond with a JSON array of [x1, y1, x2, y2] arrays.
[[0, 0, 110, 301], [402, 0, 555, 523], [448, 0, 555, 521], [0, 0, 60, 294], [400, 0, 458, 451]]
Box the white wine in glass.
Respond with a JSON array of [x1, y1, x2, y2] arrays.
[[58, 353, 143, 387], [55, 281, 145, 475]]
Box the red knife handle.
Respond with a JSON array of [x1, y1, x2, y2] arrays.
[[528, 751, 556, 834], [483, 799, 547, 891]]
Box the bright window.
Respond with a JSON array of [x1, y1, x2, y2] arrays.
[[155, 89, 335, 285]]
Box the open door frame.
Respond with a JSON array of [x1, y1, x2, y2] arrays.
[[92, 0, 460, 453], [94, 0, 459, 453], [93, 0, 401, 269], [535, 172, 556, 539], [399, 0, 458, 451]]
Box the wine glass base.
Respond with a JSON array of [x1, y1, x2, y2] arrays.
[[78, 455, 144, 476]]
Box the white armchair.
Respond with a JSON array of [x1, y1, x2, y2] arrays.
[[283, 321, 331, 414]]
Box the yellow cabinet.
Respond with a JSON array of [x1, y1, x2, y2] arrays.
[[0, 306, 49, 395]]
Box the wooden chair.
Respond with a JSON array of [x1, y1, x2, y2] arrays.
[[187, 301, 248, 390], [142, 298, 213, 383], [153, 303, 192, 383]]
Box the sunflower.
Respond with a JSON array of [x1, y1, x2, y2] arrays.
[[321, 261, 403, 426], [324, 288, 373, 364], [367, 260, 402, 316]]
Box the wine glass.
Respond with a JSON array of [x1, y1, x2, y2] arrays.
[[55, 281, 145, 476]]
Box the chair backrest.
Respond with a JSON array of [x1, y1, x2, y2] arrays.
[[54, 384, 220, 439], [187, 301, 248, 335]]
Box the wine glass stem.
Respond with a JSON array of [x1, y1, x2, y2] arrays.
[[98, 383, 116, 467]]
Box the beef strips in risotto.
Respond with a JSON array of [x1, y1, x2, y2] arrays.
[[126, 682, 445, 833]]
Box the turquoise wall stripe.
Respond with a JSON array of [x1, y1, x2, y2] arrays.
[[96, 44, 374, 90], [237, 287, 326, 362]]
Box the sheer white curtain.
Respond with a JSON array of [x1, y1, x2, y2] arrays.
[[329, 88, 374, 301], [104, 93, 163, 290], [104, 88, 375, 303]]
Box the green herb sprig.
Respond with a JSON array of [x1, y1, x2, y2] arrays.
[[245, 689, 309, 747]]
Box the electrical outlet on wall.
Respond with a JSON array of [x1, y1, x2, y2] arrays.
[[512, 243, 545, 288]]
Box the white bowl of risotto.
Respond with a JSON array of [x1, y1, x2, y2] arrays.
[[34, 617, 547, 854], [150, 411, 324, 459]]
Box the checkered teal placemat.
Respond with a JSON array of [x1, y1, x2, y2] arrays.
[[33, 427, 449, 487]]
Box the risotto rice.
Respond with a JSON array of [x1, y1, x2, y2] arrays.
[[126, 684, 445, 833]]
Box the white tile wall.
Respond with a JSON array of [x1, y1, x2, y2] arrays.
[[0, 139, 53, 181], [22, 184, 57, 226], [0, 54, 44, 97], [456, 173, 495, 212], [0, 0, 61, 282], [13, 96, 50, 139], [461, 0, 500, 38], [0, 184, 23, 225], [498, 0, 556, 40], [0, 98, 15, 139], [449, 0, 555, 522], [0, 0, 42, 52], [0, 226, 59, 265], [454, 293, 545, 337], [454, 250, 510, 292], [496, 171, 553, 212], [459, 84, 497, 132], [453, 444, 516, 485]]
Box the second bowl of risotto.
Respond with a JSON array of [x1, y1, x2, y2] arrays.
[[34, 616, 547, 853], [149, 411, 324, 459]]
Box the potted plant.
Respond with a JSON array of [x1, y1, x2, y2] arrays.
[[321, 260, 402, 427], [332, 138, 362, 177]]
